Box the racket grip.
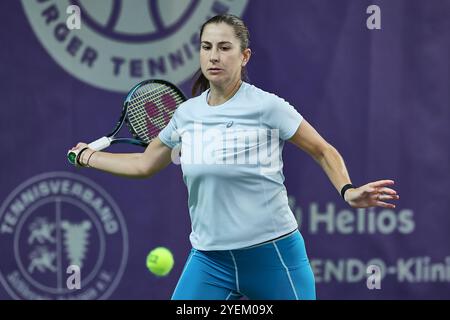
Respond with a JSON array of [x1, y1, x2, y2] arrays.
[[88, 136, 111, 151], [67, 137, 111, 166]]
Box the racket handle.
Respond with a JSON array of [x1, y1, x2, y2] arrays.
[[88, 136, 111, 151], [67, 137, 111, 166]]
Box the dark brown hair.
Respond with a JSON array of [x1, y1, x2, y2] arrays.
[[191, 14, 250, 96]]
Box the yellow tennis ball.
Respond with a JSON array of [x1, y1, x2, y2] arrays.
[[146, 247, 174, 276]]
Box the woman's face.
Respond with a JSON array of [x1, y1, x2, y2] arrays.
[[200, 22, 250, 87]]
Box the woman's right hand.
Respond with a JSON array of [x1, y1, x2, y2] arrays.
[[68, 142, 92, 167], [69, 142, 88, 152], [67, 138, 173, 178]]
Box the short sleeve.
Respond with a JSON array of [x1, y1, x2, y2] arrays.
[[263, 94, 303, 140], [158, 112, 181, 149]]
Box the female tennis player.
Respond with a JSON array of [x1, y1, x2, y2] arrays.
[[69, 14, 399, 300]]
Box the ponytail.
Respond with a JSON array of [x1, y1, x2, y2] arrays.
[[191, 69, 210, 96]]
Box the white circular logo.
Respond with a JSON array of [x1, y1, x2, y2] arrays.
[[21, 0, 249, 92], [0, 172, 128, 300]]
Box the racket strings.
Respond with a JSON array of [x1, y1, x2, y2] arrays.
[[128, 85, 178, 129], [127, 84, 184, 142], [129, 83, 166, 105], [128, 85, 168, 129], [130, 94, 182, 140]]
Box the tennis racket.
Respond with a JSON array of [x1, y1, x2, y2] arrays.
[[67, 79, 186, 166]]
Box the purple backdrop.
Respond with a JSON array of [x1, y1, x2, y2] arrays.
[[0, 0, 449, 299]]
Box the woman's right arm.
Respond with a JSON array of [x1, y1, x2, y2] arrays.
[[70, 137, 174, 179]]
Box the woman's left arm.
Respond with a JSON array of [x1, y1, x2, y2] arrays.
[[288, 119, 399, 209]]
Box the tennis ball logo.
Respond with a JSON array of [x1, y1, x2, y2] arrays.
[[71, 0, 198, 42], [146, 247, 174, 277], [21, 0, 249, 92]]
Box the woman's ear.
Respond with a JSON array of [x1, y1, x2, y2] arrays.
[[242, 48, 252, 67]]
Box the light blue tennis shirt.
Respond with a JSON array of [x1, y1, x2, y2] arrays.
[[158, 82, 303, 250]]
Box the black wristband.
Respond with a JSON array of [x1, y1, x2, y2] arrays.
[[340, 183, 355, 200], [76, 147, 89, 167]]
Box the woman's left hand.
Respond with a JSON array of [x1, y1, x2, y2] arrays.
[[344, 180, 399, 209]]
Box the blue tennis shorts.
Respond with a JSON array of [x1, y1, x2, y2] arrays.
[[171, 230, 316, 300]]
